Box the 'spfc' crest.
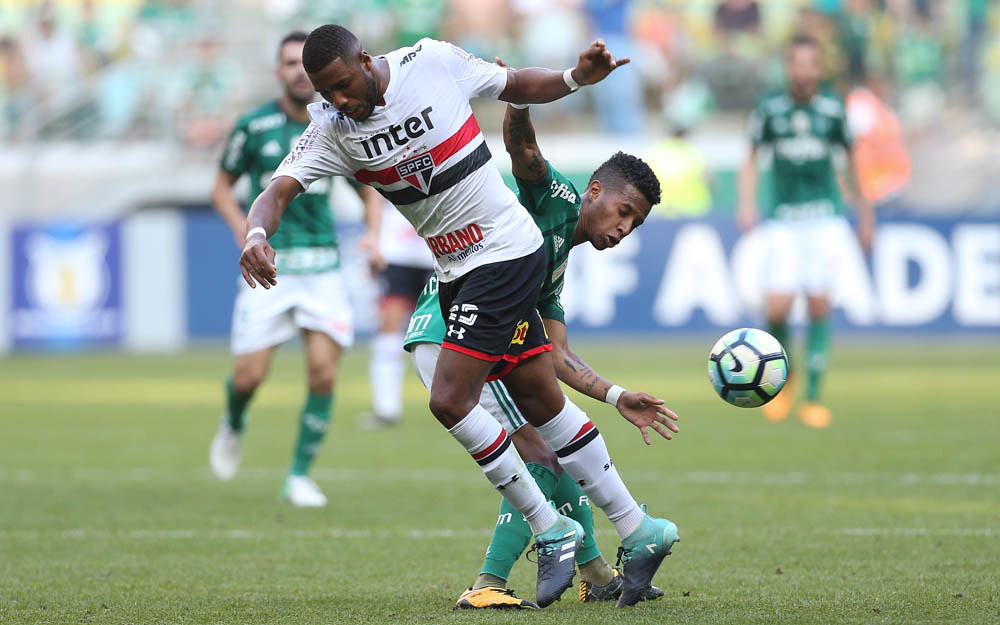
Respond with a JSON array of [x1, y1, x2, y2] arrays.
[[395, 152, 435, 195]]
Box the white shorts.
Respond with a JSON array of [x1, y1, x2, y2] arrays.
[[762, 216, 853, 297], [231, 270, 354, 355], [411, 342, 528, 435]]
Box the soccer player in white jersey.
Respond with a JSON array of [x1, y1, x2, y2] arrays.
[[239, 24, 680, 608], [360, 200, 434, 427]]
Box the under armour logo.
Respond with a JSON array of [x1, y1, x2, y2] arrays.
[[446, 324, 466, 340]]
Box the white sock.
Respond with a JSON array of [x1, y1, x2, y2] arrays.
[[370, 332, 405, 420], [448, 404, 558, 535], [535, 396, 645, 538]]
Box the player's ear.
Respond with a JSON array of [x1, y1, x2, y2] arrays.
[[359, 50, 371, 70], [587, 179, 602, 200]]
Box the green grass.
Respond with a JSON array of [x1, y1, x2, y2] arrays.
[[0, 337, 998, 624]]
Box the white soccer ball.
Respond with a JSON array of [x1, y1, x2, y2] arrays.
[[708, 328, 788, 408]]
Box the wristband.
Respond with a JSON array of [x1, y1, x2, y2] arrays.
[[246, 226, 267, 241], [509, 102, 530, 110], [563, 67, 580, 92], [605, 384, 626, 407]]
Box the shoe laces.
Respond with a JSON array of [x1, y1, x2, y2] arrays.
[[616, 546, 633, 568], [525, 536, 560, 563]]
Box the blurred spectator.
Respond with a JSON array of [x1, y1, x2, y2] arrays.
[[894, 7, 946, 130], [171, 34, 242, 148], [959, 0, 991, 99], [388, 0, 447, 47], [0, 37, 30, 140], [714, 0, 760, 35], [444, 0, 513, 62], [581, 0, 644, 134], [22, 2, 84, 122]]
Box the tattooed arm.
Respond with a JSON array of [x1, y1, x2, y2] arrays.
[[542, 317, 680, 444], [543, 317, 611, 400], [503, 104, 547, 182]]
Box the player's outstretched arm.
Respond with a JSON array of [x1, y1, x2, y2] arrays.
[[503, 104, 547, 182], [846, 148, 875, 253], [355, 184, 387, 272], [498, 39, 629, 105], [211, 170, 248, 249], [239, 176, 302, 289], [542, 317, 679, 445], [737, 144, 759, 232]]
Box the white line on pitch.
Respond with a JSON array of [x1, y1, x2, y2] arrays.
[[1, 527, 994, 541], [0, 468, 996, 486]]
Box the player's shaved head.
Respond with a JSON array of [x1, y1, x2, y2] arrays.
[[590, 152, 661, 207], [303, 24, 362, 74]]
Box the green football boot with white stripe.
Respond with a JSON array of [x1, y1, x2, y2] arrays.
[[616, 507, 679, 608], [531, 515, 585, 608]]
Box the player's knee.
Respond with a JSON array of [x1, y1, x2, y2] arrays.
[[232, 362, 268, 394], [307, 362, 337, 394], [428, 385, 476, 427], [232, 371, 264, 395]]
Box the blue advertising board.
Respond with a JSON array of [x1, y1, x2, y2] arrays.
[[10, 221, 122, 348]]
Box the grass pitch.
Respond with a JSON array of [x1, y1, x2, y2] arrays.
[[0, 337, 997, 624]]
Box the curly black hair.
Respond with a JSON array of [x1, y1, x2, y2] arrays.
[[302, 24, 361, 74], [589, 151, 661, 207]]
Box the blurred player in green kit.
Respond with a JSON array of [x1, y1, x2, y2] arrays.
[[208, 31, 379, 505], [739, 34, 875, 428]]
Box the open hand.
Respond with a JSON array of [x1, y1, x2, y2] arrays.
[[239, 235, 277, 289], [616, 391, 679, 445], [573, 39, 630, 86]]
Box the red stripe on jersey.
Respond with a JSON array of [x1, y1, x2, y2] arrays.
[[472, 430, 508, 461], [570, 421, 595, 443], [353, 114, 481, 186]]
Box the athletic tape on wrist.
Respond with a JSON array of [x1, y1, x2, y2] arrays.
[[563, 67, 580, 92], [246, 226, 267, 241], [605, 384, 626, 407]]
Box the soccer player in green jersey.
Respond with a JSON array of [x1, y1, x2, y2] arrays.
[[404, 101, 677, 609], [738, 34, 874, 428], [209, 32, 380, 505]]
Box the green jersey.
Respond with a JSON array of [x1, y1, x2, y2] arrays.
[[221, 100, 339, 273], [403, 161, 580, 351], [749, 91, 852, 220]]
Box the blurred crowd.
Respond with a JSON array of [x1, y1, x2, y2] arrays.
[[0, 0, 995, 143], [2, 0, 999, 212]]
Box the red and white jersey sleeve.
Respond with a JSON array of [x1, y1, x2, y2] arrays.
[[273, 38, 542, 282]]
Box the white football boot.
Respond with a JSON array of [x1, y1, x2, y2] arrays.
[[209, 419, 242, 481], [281, 475, 328, 507]]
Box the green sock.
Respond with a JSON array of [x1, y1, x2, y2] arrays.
[[551, 470, 604, 575], [289, 392, 333, 476], [768, 319, 790, 367], [806, 317, 831, 402], [225, 377, 253, 432], [480, 462, 559, 581]]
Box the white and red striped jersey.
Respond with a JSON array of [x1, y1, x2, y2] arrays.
[[273, 38, 542, 281]]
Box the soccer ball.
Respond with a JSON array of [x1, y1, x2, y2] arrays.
[[708, 328, 788, 408]]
